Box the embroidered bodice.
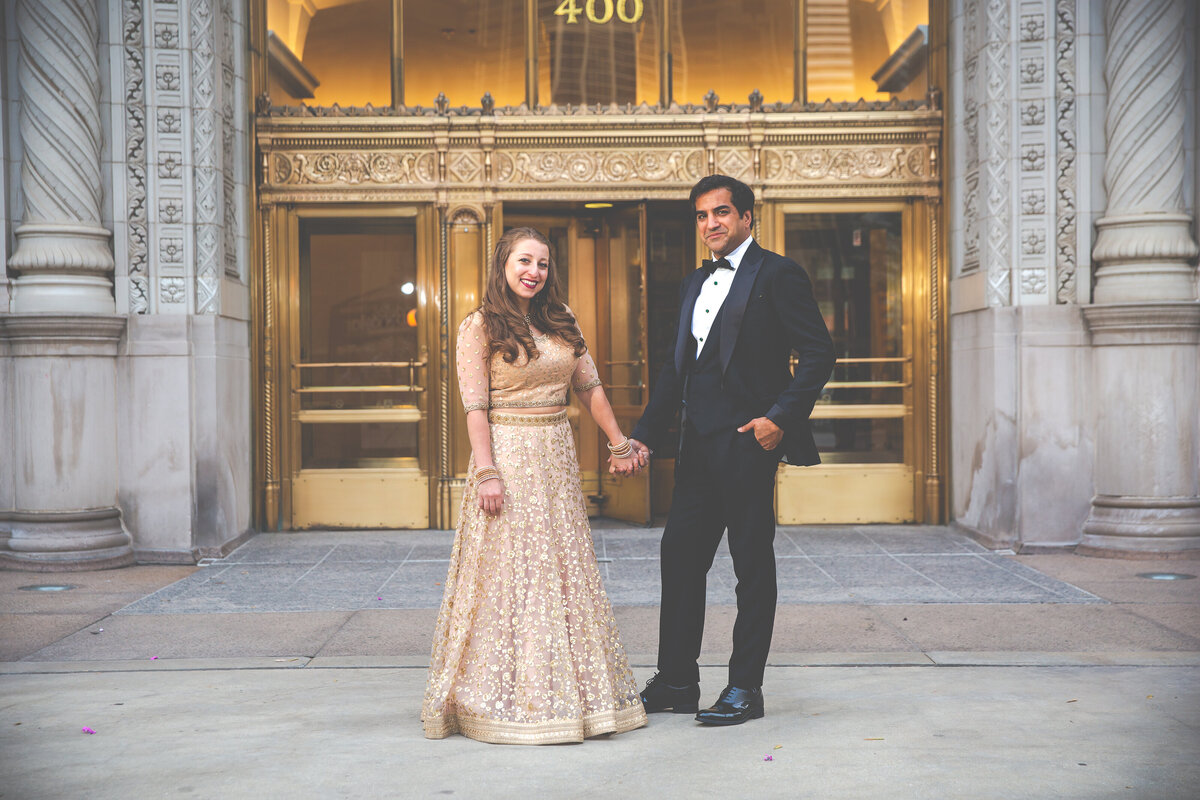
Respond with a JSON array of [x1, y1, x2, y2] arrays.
[[456, 312, 602, 412]]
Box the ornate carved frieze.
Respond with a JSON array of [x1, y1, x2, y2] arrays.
[[500, 150, 703, 185], [191, 0, 220, 314], [764, 146, 928, 182], [1016, 0, 1053, 302], [272, 152, 438, 186], [257, 112, 940, 203], [955, 0, 1079, 306], [123, 0, 150, 313], [983, 0, 1012, 307], [148, 0, 188, 311], [1054, 0, 1078, 304], [219, 0, 241, 280]]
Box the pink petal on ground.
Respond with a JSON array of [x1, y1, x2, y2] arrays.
[[81, 727, 96, 734], [763, 755, 773, 762], [150, 656, 158, 660]]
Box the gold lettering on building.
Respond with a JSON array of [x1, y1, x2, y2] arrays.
[[553, 0, 644, 25]]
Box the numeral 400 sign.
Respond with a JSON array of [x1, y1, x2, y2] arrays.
[[555, 0, 644, 24]]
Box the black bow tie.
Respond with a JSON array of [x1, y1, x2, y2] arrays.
[[701, 258, 733, 275]]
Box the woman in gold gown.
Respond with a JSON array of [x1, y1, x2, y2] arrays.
[[421, 226, 648, 744]]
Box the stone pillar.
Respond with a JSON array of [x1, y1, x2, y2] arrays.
[[0, 0, 133, 570], [7, 0, 115, 313], [1080, 0, 1200, 556]]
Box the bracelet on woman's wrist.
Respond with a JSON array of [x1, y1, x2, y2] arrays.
[[473, 466, 501, 488], [606, 437, 634, 458]]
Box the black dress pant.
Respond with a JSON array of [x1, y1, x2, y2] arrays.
[[657, 424, 781, 689]]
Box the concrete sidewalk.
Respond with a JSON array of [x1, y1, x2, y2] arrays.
[[1, 525, 1198, 798]]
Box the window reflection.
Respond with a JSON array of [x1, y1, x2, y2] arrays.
[[537, 0, 659, 105], [264, 0, 932, 110], [675, 0, 793, 105], [807, 0, 929, 102], [407, 1, 525, 107], [267, 0, 392, 107]]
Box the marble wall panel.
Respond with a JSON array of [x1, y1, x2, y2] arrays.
[[1013, 305, 1093, 546], [1, 3, 11, 310], [118, 315, 195, 555], [118, 315, 251, 560], [951, 305, 1096, 550], [1091, 336, 1199, 499], [950, 307, 1019, 547], [0, 342, 12, 513], [12, 353, 120, 510], [188, 315, 252, 552]]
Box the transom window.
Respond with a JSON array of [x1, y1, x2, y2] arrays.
[[266, 0, 930, 109]]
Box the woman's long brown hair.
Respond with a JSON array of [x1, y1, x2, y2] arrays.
[[477, 226, 586, 363]]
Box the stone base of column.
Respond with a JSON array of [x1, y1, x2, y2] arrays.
[[0, 508, 135, 571], [8, 223, 117, 314], [1, 314, 134, 571], [1078, 496, 1200, 557], [1092, 213, 1199, 303], [1080, 302, 1200, 557]]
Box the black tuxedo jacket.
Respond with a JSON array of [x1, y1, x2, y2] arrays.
[[631, 240, 835, 466]]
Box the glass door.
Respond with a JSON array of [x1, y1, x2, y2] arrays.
[[596, 204, 651, 523], [286, 208, 431, 528], [773, 203, 917, 523]]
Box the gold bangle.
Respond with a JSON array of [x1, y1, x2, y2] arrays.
[[474, 466, 501, 488], [607, 437, 633, 458]]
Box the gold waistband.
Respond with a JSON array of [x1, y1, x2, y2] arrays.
[[488, 410, 569, 426]]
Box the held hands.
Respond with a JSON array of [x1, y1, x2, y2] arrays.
[[607, 438, 650, 476], [738, 417, 783, 451]]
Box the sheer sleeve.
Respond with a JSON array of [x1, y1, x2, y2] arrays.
[[456, 313, 490, 412], [572, 349, 602, 393], [561, 303, 602, 393]]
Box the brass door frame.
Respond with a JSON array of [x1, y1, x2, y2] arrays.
[[264, 202, 438, 529], [769, 198, 943, 523]]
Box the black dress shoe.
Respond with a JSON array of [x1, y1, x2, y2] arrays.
[[695, 685, 765, 725], [639, 673, 701, 713]]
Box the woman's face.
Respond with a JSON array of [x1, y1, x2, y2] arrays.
[[504, 238, 550, 304]]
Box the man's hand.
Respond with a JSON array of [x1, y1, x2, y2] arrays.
[[737, 417, 783, 451]]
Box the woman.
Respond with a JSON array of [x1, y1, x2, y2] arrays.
[[421, 226, 648, 744]]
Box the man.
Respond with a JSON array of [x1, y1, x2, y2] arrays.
[[625, 174, 834, 725]]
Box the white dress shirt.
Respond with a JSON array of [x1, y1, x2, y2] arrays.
[[692, 235, 754, 357]]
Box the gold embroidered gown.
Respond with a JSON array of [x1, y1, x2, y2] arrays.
[[421, 312, 647, 744]]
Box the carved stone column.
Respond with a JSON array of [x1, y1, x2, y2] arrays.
[[6, 0, 115, 313], [1090, 0, 1198, 303], [0, 0, 133, 570], [1080, 0, 1200, 556]]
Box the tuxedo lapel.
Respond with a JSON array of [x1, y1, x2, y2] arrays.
[[718, 240, 764, 375], [674, 269, 705, 374]]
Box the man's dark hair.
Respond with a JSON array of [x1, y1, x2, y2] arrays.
[[689, 174, 755, 225]]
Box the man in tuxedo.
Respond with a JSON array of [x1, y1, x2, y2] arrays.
[[627, 174, 835, 725]]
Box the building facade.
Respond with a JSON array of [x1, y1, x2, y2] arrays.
[[0, 0, 1196, 569]]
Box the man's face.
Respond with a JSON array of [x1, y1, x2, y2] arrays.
[[694, 188, 752, 258]]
